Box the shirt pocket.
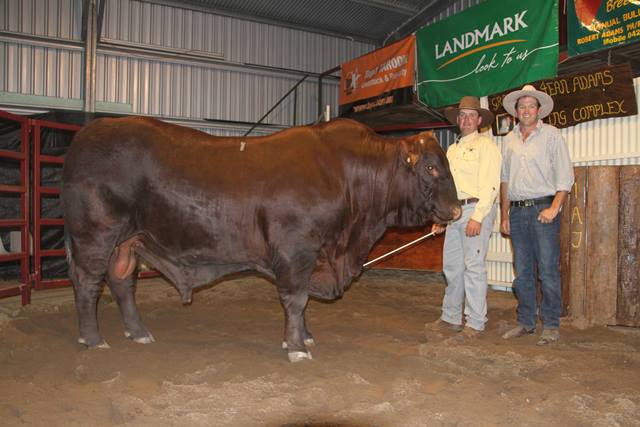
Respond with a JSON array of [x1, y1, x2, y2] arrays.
[[461, 149, 480, 162]]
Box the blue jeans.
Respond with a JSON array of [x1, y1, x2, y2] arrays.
[[509, 203, 561, 330]]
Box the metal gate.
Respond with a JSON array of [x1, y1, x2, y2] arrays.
[[0, 110, 31, 305], [31, 119, 81, 290], [0, 111, 160, 304]]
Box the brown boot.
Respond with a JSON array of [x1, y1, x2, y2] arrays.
[[537, 329, 559, 345], [502, 325, 535, 340], [427, 319, 463, 333], [444, 326, 483, 344]]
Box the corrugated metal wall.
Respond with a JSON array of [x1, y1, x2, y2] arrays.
[[0, 0, 374, 131], [422, 0, 485, 26]]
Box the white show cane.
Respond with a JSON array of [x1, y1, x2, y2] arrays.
[[362, 231, 436, 269]]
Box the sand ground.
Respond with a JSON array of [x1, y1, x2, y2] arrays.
[[1, 269, 639, 426]]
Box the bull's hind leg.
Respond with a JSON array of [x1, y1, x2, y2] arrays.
[[106, 236, 154, 344], [68, 261, 109, 348], [64, 182, 136, 349]]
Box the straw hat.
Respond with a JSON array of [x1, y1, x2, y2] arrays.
[[502, 84, 554, 118], [444, 96, 494, 126]]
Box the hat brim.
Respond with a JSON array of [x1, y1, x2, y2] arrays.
[[444, 107, 494, 128], [503, 89, 554, 119]]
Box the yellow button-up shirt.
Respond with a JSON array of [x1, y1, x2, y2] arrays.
[[447, 131, 502, 223]]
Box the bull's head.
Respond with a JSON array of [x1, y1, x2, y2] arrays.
[[398, 132, 461, 224]]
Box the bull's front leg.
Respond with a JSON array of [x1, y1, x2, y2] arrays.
[[277, 288, 312, 362]]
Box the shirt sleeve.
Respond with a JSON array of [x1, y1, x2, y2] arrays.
[[552, 130, 574, 192], [472, 138, 502, 223]]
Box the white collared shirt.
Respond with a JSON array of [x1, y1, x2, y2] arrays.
[[447, 131, 502, 223], [501, 120, 574, 201]]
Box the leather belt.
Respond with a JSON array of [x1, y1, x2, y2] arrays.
[[458, 197, 479, 206], [510, 196, 554, 208]]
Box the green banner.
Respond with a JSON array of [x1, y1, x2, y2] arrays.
[[416, 0, 558, 108], [568, 0, 640, 56]]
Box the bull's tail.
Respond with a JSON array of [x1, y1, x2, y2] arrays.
[[64, 231, 73, 266]]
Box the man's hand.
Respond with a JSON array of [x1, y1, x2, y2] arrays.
[[499, 183, 511, 236], [431, 223, 446, 234], [465, 219, 481, 237], [538, 206, 559, 224], [500, 218, 510, 235]]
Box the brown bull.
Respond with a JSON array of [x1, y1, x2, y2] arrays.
[[62, 117, 460, 361]]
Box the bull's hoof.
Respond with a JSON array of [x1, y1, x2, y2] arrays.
[[133, 335, 155, 344], [124, 331, 155, 344], [287, 351, 312, 363], [281, 338, 315, 350], [78, 337, 110, 349]]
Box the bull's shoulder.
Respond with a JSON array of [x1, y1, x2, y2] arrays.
[[309, 118, 381, 148]]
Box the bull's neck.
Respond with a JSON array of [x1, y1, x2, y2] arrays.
[[383, 145, 419, 226], [372, 140, 403, 219]]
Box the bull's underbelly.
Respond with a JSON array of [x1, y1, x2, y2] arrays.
[[123, 231, 271, 290], [118, 228, 363, 302]]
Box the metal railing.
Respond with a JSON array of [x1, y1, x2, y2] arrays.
[[0, 110, 31, 305], [31, 119, 81, 290]]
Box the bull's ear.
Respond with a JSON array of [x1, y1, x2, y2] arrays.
[[399, 140, 420, 168]]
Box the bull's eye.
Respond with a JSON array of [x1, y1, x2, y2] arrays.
[[426, 165, 434, 172]]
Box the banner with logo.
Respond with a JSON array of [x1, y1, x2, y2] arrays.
[[487, 63, 637, 132], [415, 0, 558, 109], [568, 0, 640, 56], [339, 35, 415, 116]]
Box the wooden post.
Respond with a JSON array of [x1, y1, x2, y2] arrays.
[[559, 183, 572, 317], [568, 167, 587, 320], [617, 166, 640, 326], [586, 166, 619, 325]]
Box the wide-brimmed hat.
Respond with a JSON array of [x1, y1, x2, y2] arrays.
[[444, 96, 494, 127], [503, 84, 554, 118]]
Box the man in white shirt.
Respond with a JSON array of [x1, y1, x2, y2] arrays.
[[499, 85, 574, 345], [429, 96, 502, 339]]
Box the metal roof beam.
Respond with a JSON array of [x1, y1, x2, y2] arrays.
[[347, 0, 419, 16], [137, 0, 380, 43]]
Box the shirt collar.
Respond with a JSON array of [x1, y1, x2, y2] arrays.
[[515, 120, 543, 139], [457, 130, 479, 145]]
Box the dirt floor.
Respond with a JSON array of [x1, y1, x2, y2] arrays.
[[0, 269, 639, 427]]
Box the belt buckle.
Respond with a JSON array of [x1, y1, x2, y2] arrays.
[[524, 199, 534, 207]]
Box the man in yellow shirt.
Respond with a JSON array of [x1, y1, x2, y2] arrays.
[[429, 96, 502, 338]]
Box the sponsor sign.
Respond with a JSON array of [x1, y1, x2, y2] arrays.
[[568, 0, 640, 56], [415, 0, 558, 108], [487, 63, 637, 132], [339, 35, 415, 109]]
